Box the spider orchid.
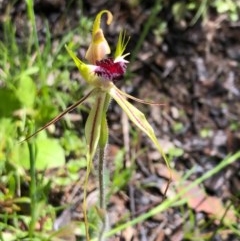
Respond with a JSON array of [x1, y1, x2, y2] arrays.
[[66, 10, 169, 171], [24, 10, 170, 240]]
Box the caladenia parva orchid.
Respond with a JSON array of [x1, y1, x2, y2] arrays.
[[24, 10, 171, 241]]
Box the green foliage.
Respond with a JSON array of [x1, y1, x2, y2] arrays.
[[0, 89, 21, 117], [16, 71, 37, 108], [212, 0, 240, 21], [230, 121, 240, 131], [172, 121, 184, 134], [110, 150, 134, 194], [13, 135, 65, 170], [200, 127, 213, 138], [0, 1, 92, 239], [171, 0, 240, 24], [168, 146, 184, 160]]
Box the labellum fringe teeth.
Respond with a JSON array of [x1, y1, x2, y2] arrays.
[[95, 58, 127, 81]]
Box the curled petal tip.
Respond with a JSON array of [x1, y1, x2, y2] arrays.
[[92, 10, 113, 35]]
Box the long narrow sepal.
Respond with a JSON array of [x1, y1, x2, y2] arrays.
[[99, 93, 111, 148], [85, 90, 107, 157], [83, 89, 107, 240], [21, 89, 94, 142], [109, 87, 171, 178]]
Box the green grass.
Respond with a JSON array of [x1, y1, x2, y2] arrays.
[[0, 1, 92, 240], [0, 0, 240, 240]]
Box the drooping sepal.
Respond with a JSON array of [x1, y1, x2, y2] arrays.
[[109, 87, 171, 175], [99, 93, 111, 148], [85, 89, 107, 159]]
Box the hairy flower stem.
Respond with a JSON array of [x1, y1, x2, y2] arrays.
[[27, 122, 37, 238], [98, 94, 111, 241], [83, 153, 92, 241], [98, 148, 106, 209], [98, 147, 107, 241]]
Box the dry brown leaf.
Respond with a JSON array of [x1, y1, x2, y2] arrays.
[[155, 165, 236, 224]]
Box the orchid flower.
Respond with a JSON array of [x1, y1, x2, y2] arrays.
[[65, 10, 169, 170], [24, 10, 170, 240]]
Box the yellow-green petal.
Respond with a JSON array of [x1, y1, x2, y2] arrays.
[[114, 31, 130, 59]]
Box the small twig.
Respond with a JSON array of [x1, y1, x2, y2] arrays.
[[209, 201, 234, 240], [128, 184, 136, 219]]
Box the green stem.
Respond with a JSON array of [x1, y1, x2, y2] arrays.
[[27, 134, 37, 238], [83, 153, 92, 241], [190, 0, 208, 25], [25, 0, 44, 78], [98, 148, 108, 241], [98, 148, 105, 209], [98, 94, 111, 241]]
